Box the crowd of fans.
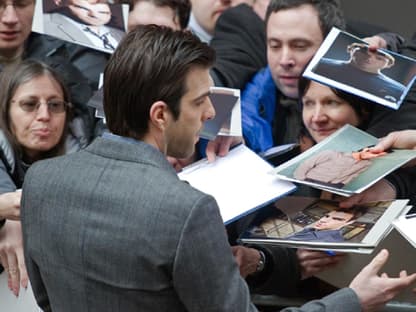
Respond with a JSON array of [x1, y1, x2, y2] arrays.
[[0, 0, 415, 311]]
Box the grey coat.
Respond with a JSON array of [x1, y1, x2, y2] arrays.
[[21, 136, 361, 311]]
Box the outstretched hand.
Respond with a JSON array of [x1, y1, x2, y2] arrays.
[[350, 249, 416, 312]]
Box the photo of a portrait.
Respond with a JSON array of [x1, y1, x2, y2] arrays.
[[304, 27, 416, 110], [273, 125, 416, 196], [34, 0, 128, 53], [245, 199, 390, 244], [293, 147, 387, 189]]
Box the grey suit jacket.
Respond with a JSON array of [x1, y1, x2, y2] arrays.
[[43, 13, 125, 53], [21, 137, 360, 311]]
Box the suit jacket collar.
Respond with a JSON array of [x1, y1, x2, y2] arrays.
[[86, 136, 177, 176]]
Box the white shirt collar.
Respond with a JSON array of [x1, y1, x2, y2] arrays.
[[187, 13, 212, 44]]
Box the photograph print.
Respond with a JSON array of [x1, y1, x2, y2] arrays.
[[272, 125, 416, 196], [239, 196, 409, 252], [304, 27, 416, 110], [33, 0, 128, 53]]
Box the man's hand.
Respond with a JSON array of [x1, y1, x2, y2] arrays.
[[350, 249, 416, 312], [206, 135, 243, 162], [231, 246, 260, 278], [338, 179, 396, 209], [0, 220, 28, 297], [297, 249, 344, 279], [0, 190, 22, 221]]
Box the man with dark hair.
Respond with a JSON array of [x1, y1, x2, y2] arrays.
[[242, 0, 346, 152], [122, 0, 191, 31], [20, 24, 416, 312]]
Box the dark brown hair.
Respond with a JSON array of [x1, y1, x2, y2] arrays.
[[298, 77, 373, 144], [103, 25, 215, 139], [265, 0, 346, 37]]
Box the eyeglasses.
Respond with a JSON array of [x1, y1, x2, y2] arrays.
[[0, 0, 34, 14], [12, 99, 70, 114]]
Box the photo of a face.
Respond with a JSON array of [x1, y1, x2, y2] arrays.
[[67, 0, 112, 26], [35, 0, 128, 53], [313, 210, 354, 230], [351, 48, 391, 73], [304, 28, 416, 110]]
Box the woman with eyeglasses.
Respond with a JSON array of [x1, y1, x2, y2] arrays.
[[0, 59, 72, 296]]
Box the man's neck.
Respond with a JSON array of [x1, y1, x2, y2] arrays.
[[0, 46, 24, 65]]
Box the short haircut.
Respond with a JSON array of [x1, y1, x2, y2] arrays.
[[119, 0, 191, 29], [265, 0, 346, 37], [0, 59, 72, 158], [103, 25, 215, 139]]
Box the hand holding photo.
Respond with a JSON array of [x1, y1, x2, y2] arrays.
[[272, 125, 416, 196], [304, 27, 416, 110]]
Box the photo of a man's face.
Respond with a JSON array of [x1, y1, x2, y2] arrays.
[[352, 48, 391, 73], [35, 0, 128, 53], [313, 210, 354, 231], [67, 0, 111, 26]]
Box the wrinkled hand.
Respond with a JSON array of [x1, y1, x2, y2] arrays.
[[231, 246, 260, 278], [338, 178, 396, 209], [297, 249, 344, 279], [0, 190, 22, 221], [350, 249, 416, 312], [0, 220, 28, 296], [363, 35, 388, 50], [206, 136, 243, 163]]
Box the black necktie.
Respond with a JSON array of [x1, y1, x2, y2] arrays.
[[83, 27, 115, 51]]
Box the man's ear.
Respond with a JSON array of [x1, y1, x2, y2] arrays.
[[149, 101, 170, 131]]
